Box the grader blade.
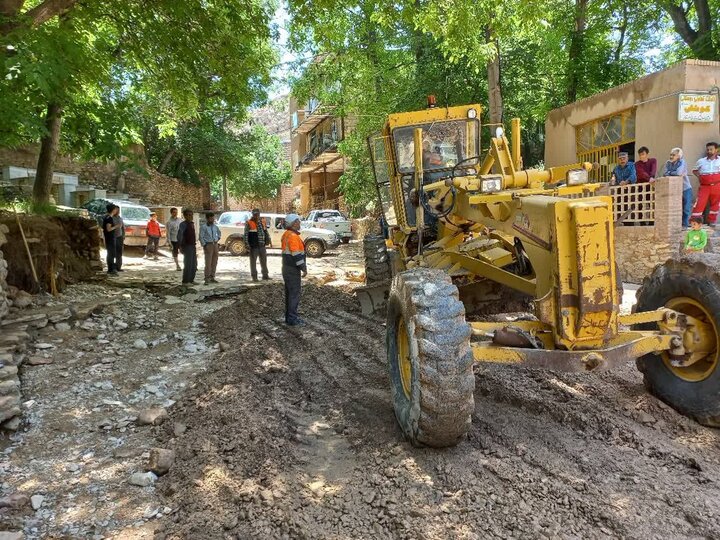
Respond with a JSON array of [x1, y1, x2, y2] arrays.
[[356, 280, 390, 315]]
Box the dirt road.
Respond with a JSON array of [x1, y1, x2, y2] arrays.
[[2, 242, 720, 539], [159, 281, 720, 539]]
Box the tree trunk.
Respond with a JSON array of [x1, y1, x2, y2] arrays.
[[222, 175, 229, 210], [1, 0, 77, 36], [566, 0, 588, 103], [158, 148, 176, 173], [662, 0, 718, 60], [32, 102, 63, 206], [486, 28, 503, 125], [613, 3, 629, 62]]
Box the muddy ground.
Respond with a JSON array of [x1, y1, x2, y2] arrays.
[[160, 285, 720, 539], [2, 243, 720, 539]]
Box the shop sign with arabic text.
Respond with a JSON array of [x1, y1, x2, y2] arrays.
[[678, 93, 717, 122]]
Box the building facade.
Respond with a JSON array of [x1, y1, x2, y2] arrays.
[[545, 60, 720, 188], [289, 97, 354, 214]]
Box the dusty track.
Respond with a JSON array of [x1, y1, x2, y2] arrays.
[[159, 283, 720, 540]]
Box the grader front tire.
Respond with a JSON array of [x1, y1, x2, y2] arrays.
[[635, 254, 720, 427], [386, 269, 475, 447]]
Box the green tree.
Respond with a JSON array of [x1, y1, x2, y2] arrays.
[[1, 0, 276, 205], [226, 124, 292, 201], [288, 0, 677, 215], [658, 0, 719, 60]]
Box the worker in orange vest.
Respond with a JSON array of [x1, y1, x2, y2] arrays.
[[281, 213, 307, 325]]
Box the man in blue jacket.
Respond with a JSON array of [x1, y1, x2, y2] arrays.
[[611, 152, 637, 185]]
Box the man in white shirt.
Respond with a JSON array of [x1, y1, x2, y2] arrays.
[[691, 142, 720, 226], [166, 207, 182, 271]]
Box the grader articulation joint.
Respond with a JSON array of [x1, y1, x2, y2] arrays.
[[358, 102, 720, 448]]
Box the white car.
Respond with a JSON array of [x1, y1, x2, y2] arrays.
[[302, 209, 353, 243], [218, 212, 340, 258], [82, 198, 166, 247]]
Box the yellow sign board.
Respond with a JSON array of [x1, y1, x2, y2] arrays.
[[678, 93, 717, 122]]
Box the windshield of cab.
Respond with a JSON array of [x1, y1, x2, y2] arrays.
[[393, 119, 479, 174]]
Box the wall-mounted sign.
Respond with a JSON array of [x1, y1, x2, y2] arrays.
[[678, 93, 717, 122]]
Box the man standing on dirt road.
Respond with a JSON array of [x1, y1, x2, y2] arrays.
[[166, 207, 182, 271], [145, 212, 162, 260], [102, 204, 121, 275], [200, 212, 221, 285], [281, 213, 307, 326], [113, 208, 125, 272], [244, 208, 270, 282], [178, 209, 197, 285]]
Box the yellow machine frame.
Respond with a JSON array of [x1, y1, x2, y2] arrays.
[[372, 103, 715, 373]]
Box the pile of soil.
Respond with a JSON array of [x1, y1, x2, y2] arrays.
[[157, 283, 720, 539], [0, 212, 101, 294]]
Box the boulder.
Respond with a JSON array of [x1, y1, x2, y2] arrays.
[[137, 407, 168, 426]]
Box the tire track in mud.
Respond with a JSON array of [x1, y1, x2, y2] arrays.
[[156, 283, 720, 540]]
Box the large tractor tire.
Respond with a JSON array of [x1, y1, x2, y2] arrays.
[[386, 268, 475, 447], [363, 235, 391, 284], [635, 254, 720, 427]]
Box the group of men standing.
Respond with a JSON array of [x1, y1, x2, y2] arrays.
[[172, 208, 306, 325], [610, 141, 720, 228]]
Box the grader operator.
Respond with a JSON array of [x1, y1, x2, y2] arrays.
[[360, 100, 720, 448]]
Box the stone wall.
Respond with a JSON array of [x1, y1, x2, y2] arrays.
[[0, 145, 213, 209], [0, 224, 9, 322], [226, 185, 298, 214], [610, 176, 683, 283], [0, 223, 19, 427]]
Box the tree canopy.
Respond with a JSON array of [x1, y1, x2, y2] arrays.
[[1, 0, 279, 204], [287, 0, 718, 215]]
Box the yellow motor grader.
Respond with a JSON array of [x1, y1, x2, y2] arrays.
[[359, 100, 720, 448]]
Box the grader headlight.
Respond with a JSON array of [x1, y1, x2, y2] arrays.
[[567, 169, 589, 186], [481, 177, 503, 193]]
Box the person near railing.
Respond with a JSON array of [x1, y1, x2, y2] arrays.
[[610, 152, 637, 185], [662, 147, 692, 228], [691, 141, 720, 227], [635, 146, 657, 183]]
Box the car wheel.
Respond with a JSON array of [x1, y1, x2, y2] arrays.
[[341, 237, 351, 244], [305, 239, 325, 258], [228, 239, 248, 256]]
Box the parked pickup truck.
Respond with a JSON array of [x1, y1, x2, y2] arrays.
[[302, 209, 353, 244], [219, 212, 340, 258]]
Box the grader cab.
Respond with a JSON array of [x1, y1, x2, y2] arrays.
[[359, 100, 720, 448]]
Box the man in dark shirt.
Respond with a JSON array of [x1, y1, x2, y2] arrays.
[[177, 209, 197, 285], [113, 211, 125, 271], [244, 208, 270, 281], [102, 204, 120, 275], [635, 146, 658, 183]]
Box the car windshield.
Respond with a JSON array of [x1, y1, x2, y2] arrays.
[[219, 211, 251, 225], [122, 206, 151, 221], [393, 119, 479, 174], [316, 211, 343, 220]]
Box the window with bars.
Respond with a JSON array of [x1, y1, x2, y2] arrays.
[[576, 110, 636, 182]]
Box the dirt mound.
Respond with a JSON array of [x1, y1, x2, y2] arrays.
[[0, 212, 100, 294], [157, 284, 720, 539]]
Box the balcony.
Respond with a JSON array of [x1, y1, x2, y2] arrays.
[[293, 98, 335, 135], [295, 118, 345, 174]]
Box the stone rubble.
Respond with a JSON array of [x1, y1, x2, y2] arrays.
[[0, 279, 228, 539]]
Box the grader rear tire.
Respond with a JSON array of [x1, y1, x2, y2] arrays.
[[364, 235, 392, 284], [635, 254, 720, 427], [386, 268, 475, 447]]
